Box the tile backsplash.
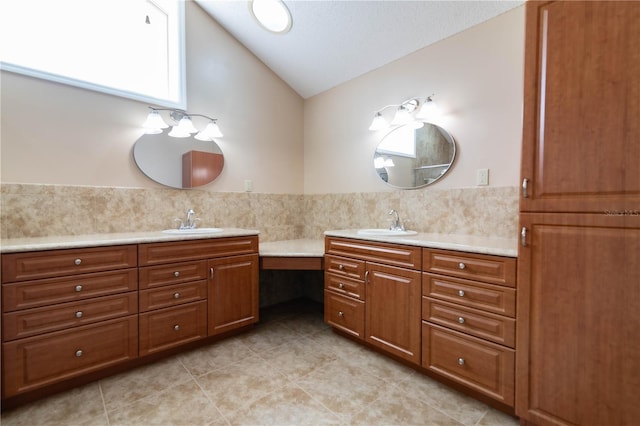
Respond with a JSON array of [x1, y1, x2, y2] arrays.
[[0, 184, 518, 241]]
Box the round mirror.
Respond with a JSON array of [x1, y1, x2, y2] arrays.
[[133, 131, 224, 189], [374, 122, 456, 189]]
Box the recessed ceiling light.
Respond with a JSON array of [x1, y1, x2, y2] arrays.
[[250, 0, 292, 34]]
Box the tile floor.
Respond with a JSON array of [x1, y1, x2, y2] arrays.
[[1, 299, 519, 426]]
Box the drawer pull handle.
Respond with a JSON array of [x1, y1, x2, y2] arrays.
[[75, 285, 83, 292], [338, 264, 344, 270], [75, 311, 84, 318], [458, 290, 465, 297], [458, 262, 466, 270], [457, 317, 465, 324], [174, 271, 180, 277], [75, 349, 83, 357], [458, 357, 465, 366], [174, 292, 180, 299], [174, 324, 180, 331], [74, 258, 82, 266], [338, 283, 344, 289], [522, 178, 529, 198], [338, 311, 344, 317]]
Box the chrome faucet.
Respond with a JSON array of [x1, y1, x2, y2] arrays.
[[388, 209, 405, 231], [174, 209, 201, 229]]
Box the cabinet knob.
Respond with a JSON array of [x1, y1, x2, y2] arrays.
[[75, 311, 83, 318], [75, 349, 83, 357], [458, 290, 465, 297], [173, 324, 180, 331], [457, 317, 465, 324], [338, 264, 344, 270], [458, 262, 466, 270], [173, 292, 180, 299], [75, 285, 83, 292], [338, 283, 344, 289], [458, 357, 465, 366], [74, 258, 82, 266], [174, 271, 180, 277], [338, 311, 344, 317]]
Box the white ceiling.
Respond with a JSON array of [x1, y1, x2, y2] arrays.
[[195, 0, 524, 99]]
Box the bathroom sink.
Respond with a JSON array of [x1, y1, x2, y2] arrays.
[[357, 229, 418, 236], [162, 228, 224, 234]]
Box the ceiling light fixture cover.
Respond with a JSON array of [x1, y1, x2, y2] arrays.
[[250, 0, 292, 34]]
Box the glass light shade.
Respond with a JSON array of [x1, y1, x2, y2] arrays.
[[177, 116, 198, 134], [416, 98, 438, 120], [384, 158, 395, 167], [168, 125, 191, 138], [142, 110, 169, 132], [195, 121, 223, 140], [374, 156, 385, 168], [250, 0, 292, 33], [369, 113, 389, 131], [391, 106, 412, 126]]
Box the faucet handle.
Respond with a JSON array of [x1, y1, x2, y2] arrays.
[[173, 218, 184, 229]]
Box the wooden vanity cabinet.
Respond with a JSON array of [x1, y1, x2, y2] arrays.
[[1, 245, 139, 398], [324, 237, 421, 365], [517, 1, 640, 424], [422, 248, 516, 407]]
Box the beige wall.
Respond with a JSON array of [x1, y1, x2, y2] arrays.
[[0, 2, 304, 194], [303, 6, 525, 193]]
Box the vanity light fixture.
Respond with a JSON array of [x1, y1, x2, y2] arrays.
[[369, 95, 438, 131], [142, 107, 223, 141], [250, 0, 292, 34]]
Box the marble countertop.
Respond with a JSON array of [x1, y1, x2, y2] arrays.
[[324, 229, 518, 257], [259, 239, 324, 257], [0, 228, 260, 253]]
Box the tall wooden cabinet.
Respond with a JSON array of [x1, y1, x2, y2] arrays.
[[517, 2, 640, 425]]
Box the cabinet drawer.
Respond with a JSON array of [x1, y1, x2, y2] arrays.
[[324, 290, 364, 339], [423, 273, 516, 317], [326, 237, 421, 270], [325, 272, 365, 300], [3, 292, 138, 341], [139, 301, 207, 356], [423, 298, 515, 347], [139, 261, 208, 289], [2, 315, 138, 397], [139, 280, 207, 312], [2, 269, 138, 312], [325, 255, 365, 281], [422, 322, 514, 406], [138, 236, 258, 266], [1, 245, 137, 283], [423, 249, 516, 287]]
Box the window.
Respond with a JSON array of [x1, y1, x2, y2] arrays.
[[0, 0, 185, 108], [376, 125, 417, 158]]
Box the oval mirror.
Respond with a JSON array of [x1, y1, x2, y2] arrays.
[[133, 131, 224, 189], [374, 122, 456, 189]]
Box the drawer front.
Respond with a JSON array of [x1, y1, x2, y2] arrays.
[[2, 316, 138, 397], [325, 255, 365, 281], [139, 301, 207, 356], [3, 292, 138, 341], [326, 237, 421, 270], [325, 272, 365, 300], [422, 322, 514, 406], [324, 290, 364, 339], [423, 298, 515, 347], [138, 236, 258, 266], [423, 273, 516, 317], [423, 249, 516, 287], [139, 280, 207, 312], [1, 245, 137, 283], [2, 269, 138, 312], [139, 261, 208, 289]]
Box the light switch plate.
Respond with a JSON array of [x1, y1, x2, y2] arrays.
[[476, 169, 489, 186], [244, 179, 253, 192]]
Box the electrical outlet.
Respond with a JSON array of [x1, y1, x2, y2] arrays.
[[244, 179, 253, 192], [476, 168, 489, 186]]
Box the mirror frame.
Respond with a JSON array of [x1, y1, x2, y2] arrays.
[[373, 122, 457, 189]]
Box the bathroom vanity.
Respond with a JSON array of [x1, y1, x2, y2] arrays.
[[0, 230, 259, 406], [323, 231, 517, 409]]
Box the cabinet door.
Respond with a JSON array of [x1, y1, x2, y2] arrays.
[[208, 254, 259, 336], [520, 1, 640, 213], [365, 262, 421, 365], [517, 213, 640, 425]]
